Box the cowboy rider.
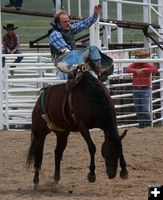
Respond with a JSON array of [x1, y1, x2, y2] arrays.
[[49, 4, 113, 82]]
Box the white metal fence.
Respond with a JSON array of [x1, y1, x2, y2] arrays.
[[1, 51, 162, 130], [1, 1, 163, 130]]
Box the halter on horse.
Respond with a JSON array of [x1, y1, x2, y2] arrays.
[[27, 64, 128, 190]]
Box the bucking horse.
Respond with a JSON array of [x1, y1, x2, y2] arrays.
[[27, 63, 128, 190]]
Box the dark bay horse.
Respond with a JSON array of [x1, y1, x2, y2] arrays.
[[27, 66, 128, 190]]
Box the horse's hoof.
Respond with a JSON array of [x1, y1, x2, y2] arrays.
[[87, 173, 96, 183], [54, 179, 59, 186], [34, 183, 39, 191], [106, 169, 116, 179], [54, 175, 60, 185], [120, 169, 128, 179], [52, 182, 58, 192], [107, 173, 116, 179]]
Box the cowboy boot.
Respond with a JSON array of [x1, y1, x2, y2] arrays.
[[95, 67, 108, 82], [94, 63, 113, 82], [90, 60, 113, 82]]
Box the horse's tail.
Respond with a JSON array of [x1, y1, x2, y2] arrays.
[[26, 131, 35, 168]]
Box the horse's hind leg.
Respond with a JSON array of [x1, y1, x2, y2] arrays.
[[27, 129, 48, 190], [80, 129, 96, 182], [33, 133, 47, 190], [54, 131, 70, 184]]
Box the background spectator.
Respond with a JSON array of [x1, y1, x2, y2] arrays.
[[5, 0, 23, 10], [2, 23, 23, 74], [125, 49, 158, 128], [5, 0, 15, 7], [15, 0, 23, 11]]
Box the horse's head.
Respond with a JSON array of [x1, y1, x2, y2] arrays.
[[66, 64, 90, 91], [101, 129, 128, 179]]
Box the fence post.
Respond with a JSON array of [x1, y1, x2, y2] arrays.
[[78, 0, 82, 17], [0, 2, 4, 130], [89, 0, 101, 48], [102, 1, 110, 50], [55, 0, 62, 13], [158, 0, 163, 125], [143, 0, 151, 50], [3, 66, 9, 130], [150, 82, 153, 128], [117, 0, 123, 44]]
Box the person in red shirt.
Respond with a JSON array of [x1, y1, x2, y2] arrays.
[[2, 24, 23, 74], [125, 50, 158, 128]]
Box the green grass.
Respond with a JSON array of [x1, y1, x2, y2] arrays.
[[1, 0, 159, 44], [2, 0, 91, 43]]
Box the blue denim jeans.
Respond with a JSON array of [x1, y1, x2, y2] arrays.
[[15, 0, 23, 7], [80, 45, 101, 61], [2, 49, 23, 67], [58, 71, 68, 80], [58, 45, 101, 80], [133, 87, 152, 128]]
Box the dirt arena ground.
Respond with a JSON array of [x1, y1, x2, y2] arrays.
[[0, 127, 162, 200]]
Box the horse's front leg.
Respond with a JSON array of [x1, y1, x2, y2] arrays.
[[119, 129, 128, 179], [54, 131, 69, 184], [80, 129, 96, 183], [119, 153, 128, 179]]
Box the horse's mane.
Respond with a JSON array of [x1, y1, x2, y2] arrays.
[[74, 71, 117, 127], [77, 71, 115, 113], [80, 71, 101, 87], [78, 71, 104, 92]]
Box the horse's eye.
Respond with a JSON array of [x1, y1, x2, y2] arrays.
[[81, 65, 87, 72]]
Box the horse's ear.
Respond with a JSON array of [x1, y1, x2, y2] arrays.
[[120, 129, 128, 140]]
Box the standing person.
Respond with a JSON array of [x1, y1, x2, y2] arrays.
[[125, 49, 158, 128], [49, 4, 113, 82], [5, 0, 15, 7], [4, 0, 23, 10], [2, 24, 23, 74], [15, 0, 23, 10]]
